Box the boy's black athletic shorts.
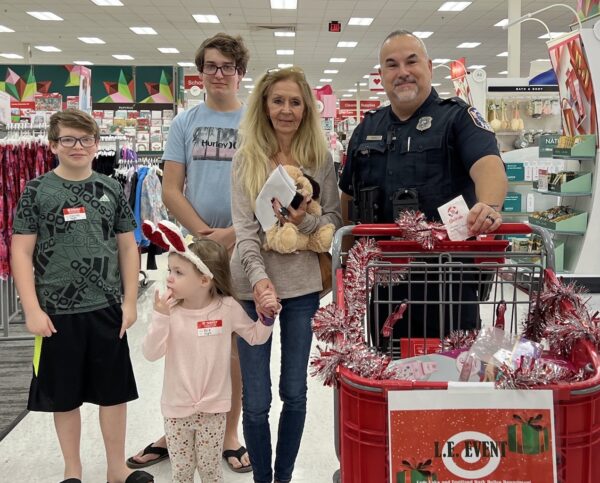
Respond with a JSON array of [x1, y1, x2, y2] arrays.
[[28, 304, 139, 412]]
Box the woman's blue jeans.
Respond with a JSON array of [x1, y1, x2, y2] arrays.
[[238, 292, 320, 483]]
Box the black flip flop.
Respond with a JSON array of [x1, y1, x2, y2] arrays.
[[126, 443, 169, 469], [222, 445, 253, 473], [125, 470, 154, 483], [60, 479, 81, 483]]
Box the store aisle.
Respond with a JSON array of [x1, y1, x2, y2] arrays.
[[0, 255, 339, 483]]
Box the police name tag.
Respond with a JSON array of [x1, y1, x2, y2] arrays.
[[197, 319, 223, 337], [366, 135, 383, 141], [63, 207, 86, 221], [438, 195, 470, 241]]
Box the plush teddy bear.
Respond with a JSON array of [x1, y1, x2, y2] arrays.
[[263, 165, 335, 254]]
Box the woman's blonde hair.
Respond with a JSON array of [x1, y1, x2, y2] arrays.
[[186, 238, 237, 299], [235, 67, 329, 201]]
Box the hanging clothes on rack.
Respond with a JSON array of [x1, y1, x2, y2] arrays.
[[0, 125, 54, 279]]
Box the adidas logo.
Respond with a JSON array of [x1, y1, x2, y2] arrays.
[[99, 194, 110, 202]]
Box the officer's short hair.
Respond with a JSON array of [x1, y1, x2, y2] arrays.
[[382, 30, 429, 58]]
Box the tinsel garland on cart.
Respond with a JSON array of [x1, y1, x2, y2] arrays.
[[311, 211, 600, 389]]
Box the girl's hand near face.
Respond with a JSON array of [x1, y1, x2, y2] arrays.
[[154, 288, 178, 315]]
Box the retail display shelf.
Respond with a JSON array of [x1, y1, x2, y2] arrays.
[[507, 181, 532, 185], [500, 211, 530, 216], [532, 189, 592, 197]]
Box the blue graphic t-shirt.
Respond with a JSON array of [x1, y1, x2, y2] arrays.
[[162, 103, 245, 228]]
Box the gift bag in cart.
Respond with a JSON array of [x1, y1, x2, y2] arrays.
[[315, 223, 600, 483]]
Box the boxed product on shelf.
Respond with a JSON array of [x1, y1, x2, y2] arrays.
[[552, 134, 597, 159], [504, 162, 524, 181], [528, 207, 587, 233], [502, 192, 522, 212], [548, 172, 592, 193]]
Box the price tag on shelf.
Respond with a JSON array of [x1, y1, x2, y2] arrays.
[[538, 169, 549, 191]]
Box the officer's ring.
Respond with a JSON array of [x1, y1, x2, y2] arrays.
[[485, 215, 495, 223]]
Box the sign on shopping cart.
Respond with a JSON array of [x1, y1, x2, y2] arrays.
[[388, 389, 556, 483]]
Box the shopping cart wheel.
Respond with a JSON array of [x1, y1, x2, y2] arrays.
[[332, 468, 341, 482]]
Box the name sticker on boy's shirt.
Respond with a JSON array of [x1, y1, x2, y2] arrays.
[[63, 207, 86, 221], [197, 320, 223, 337]]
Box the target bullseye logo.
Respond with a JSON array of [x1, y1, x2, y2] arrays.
[[437, 431, 504, 479]]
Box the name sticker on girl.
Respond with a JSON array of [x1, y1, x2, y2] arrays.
[[63, 207, 86, 221], [197, 320, 223, 337]]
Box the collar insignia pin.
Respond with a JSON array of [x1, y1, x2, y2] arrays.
[[416, 116, 432, 131]]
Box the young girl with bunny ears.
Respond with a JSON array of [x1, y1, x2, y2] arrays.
[[141, 220, 279, 483]]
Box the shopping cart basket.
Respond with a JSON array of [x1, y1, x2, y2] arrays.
[[328, 223, 600, 483]]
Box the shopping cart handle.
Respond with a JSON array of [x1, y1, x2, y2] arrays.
[[350, 222, 533, 237]]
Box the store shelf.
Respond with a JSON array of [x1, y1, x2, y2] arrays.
[[494, 131, 521, 136], [533, 189, 592, 197], [507, 181, 532, 185], [545, 229, 586, 236], [500, 211, 530, 216]]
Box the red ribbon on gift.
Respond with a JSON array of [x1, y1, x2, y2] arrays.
[[400, 458, 434, 476]]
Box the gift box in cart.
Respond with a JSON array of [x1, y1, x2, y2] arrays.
[[317, 223, 600, 483]]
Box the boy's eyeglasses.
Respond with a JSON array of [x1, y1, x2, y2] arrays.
[[55, 136, 97, 148], [200, 64, 239, 76]]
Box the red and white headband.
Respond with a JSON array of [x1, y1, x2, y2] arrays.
[[142, 220, 213, 278]]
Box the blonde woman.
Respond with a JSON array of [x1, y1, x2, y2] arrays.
[[230, 67, 342, 483]]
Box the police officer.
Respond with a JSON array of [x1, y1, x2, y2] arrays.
[[339, 30, 508, 346]]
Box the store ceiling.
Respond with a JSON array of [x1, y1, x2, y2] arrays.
[[0, 0, 575, 99]]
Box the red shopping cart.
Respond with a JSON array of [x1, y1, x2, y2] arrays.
[[327, 223, 600, 483]]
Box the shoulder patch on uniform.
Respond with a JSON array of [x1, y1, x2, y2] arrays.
[[468, 106, 494, 132]]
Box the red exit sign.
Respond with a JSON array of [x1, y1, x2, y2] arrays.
[[328, 21, 341, 33]]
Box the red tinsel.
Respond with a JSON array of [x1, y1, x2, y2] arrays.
[[312, 302, 362, 345], [495, 358, 585, 389], [441, 329, 480, 351], [394, 210, 448, 250]]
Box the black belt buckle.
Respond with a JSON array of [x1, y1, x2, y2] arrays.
[[392, 188, 419, 219]]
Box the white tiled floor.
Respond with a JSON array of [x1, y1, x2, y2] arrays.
[[0, 255, 339, 483]]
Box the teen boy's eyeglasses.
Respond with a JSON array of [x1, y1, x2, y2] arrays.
[[200, 64, 239, 76], [55, 136, 98, 148]]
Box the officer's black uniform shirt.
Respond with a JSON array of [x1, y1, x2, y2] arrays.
[[339, 88, 500, 222]]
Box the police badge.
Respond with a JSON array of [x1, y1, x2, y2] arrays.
[[416, 116, 432, 131]]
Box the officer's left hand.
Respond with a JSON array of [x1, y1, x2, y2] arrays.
[[271, 196, 310, 226], [467, 202, 502, 236]]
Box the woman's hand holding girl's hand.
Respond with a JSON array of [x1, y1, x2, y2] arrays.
[[154, 288, 178, 315], [258, 288, 280, 317]]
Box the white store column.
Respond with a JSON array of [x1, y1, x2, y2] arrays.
[[507, 0, 522, 77]]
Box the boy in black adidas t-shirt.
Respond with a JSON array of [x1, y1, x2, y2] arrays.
[[11, 109, 153, 483]]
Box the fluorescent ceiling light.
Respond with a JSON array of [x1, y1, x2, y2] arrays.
[[90, 0, 123, 5], [432, 59, 451, 64], [413, 31, 433, 38], [277, 49, 294, 55], [78, 37, 105, 44], [432, 83, 441, 86], [439, 91, 451, 95], [320, 78, 332, 82], [35, 45, 61, 52], [192, 14, 220, 23], [342, 94, 353, 97], [538, 32, 566, 39], [444, 75, 452, 79], [0, 53, 24, 59], [27, 11, 63, 21], [158, 47, 179, 53], [73, 60, 94, 65], [498, 70, 508, 74], [330, 58, 346, 63], [130, 27, 157, 35], [270, 0, 297, 9], [244, 85, 254, 89], [324, 69, 338, 74], [494, 19, 508, 27], [278, 63, 293, 68], [363, 74, 369, 78], [113, 54, 134, 60], [457, 42, 480, 48], [315, 85, 322, 89], [242, 77, 253, 82], [274, 31, 295, 37], [359, 82, 367, 86], [497, 51, 508, 57], [178, 62, 195, 67], [0, 25, 15, 33], [347, 89, 357, 92], [348, 17, 373, 26], [468, 64, 486, 69], [337, 41, 357, 48], [369, 96, 378, 100], [377, 91, 386, 95], [438, 2, 472, 12], [535, 58, 551, 62]]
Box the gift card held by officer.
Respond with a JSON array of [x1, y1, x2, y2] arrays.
[[338, 30, 508, 342]]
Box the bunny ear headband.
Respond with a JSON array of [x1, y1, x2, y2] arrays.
[[142, 220, 213, 278]]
